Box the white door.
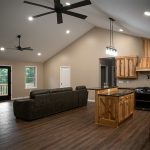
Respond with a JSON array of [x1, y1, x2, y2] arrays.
[[60, 66, 71, 88]]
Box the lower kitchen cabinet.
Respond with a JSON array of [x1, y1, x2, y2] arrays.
[[118, 93, 134, 123], [95, 89, 134, 128]]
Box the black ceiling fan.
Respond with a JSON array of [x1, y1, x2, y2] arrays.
[[7, 35, 33, 51], [24, 0, 92, 24]]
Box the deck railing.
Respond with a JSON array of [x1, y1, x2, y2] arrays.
[[0, 84, 8, 96]]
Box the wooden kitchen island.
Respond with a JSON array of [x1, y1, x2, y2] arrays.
[[90, 87, 135, 127]]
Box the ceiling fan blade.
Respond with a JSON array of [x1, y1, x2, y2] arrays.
[[63, 11, 87, 19], [64, 0, 91, 10], [57, 13, 63, 24], [24, 1, 54, 10], [33, 11, 55, 18], [21, 47, 34, 51], [6, 48, 16, 50]]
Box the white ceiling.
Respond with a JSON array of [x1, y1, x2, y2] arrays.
[[0, 0, 150, 62]]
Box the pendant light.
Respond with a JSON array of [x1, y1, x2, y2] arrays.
[[106, 18, 117, 56]]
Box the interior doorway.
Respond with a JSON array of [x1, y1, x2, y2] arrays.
[[60, 66, 71, 88], [100, 57, 116, 87], [0, 66, 11, 101]]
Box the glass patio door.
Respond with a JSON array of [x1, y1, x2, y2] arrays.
[[0, 66, 11, 101]]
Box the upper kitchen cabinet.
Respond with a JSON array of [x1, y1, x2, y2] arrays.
[[136, 57, 150, 71], [116, 56, 138, 78]]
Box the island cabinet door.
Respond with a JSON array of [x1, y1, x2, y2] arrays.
[[118, 98, 125, 123], [129, 93, 135, 114], [118, 95, 129, 123], [125, 94, 135, 116], [124, 99, 130, 119], [118, 94, 133, 123]]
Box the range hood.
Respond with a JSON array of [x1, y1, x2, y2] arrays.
[[136, 39, 150, 72]]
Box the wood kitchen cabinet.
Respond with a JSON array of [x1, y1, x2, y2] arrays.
[[95, 88, 134, 128], [118, 93, 134, 123], [116, 56, 138, 78]]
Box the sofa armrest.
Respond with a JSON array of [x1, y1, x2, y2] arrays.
[[75, 89, 88, 107], [13, 99, 34, 120]]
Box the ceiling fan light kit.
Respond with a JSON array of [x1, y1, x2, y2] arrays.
[[24, 0, 92, 24]]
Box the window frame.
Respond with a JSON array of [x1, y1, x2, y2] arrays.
[[25, 66, 37, 89]]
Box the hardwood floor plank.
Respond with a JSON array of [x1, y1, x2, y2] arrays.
[[0, 101, 150, 150]]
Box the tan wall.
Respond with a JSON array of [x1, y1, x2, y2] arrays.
[[44, 27, 143, 99], [0, 59, 44, 99]]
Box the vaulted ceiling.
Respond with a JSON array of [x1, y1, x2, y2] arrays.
[[0, 0, 150, 62]]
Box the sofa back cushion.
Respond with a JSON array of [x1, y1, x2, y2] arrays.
[[50, 87, 73, 93], [34, 93, 55, 115], [51, 90, 73, 112], [30, 89, 50, 99], [76, 86, 87, 90]]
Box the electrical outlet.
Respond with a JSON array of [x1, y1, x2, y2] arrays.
[[118, 80, 124, 84]]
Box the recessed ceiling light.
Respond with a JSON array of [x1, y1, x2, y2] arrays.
[[66, 30, 70, 34], [0, 47, 5, 51], [144, 11, 150, 16], [66, 2, 71, 6], [119, 29, 124, 32], [28, 16, 34, 21], [37, 52, 42, 56]]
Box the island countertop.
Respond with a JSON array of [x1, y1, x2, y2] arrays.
[[87, 86, 117, 90], [88, 86, 135, 90], [98, 89, 134, 97]]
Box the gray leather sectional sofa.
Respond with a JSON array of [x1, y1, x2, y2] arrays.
[[13, 86, 88, 121]]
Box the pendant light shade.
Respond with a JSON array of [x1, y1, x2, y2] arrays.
[[106, 18, 117, 56]]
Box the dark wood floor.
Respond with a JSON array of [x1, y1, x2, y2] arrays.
[[0, 101, 150, 150]]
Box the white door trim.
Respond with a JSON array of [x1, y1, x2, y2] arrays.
[[0, 65, 12, 100], [60, 66, 71, 88]]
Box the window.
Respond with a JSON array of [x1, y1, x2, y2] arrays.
[[0, 68, 8, 84], [25, 66, 37, 89]]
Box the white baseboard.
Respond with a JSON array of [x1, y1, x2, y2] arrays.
[[11, 96, 29, 100], [88, 99, 95, 102]]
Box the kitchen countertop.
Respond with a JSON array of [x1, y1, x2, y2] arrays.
[[88, 86, 117, 90], [98, 89, 134, 97], [119, 87, 136, 90], [88, 86, 135, 90]]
